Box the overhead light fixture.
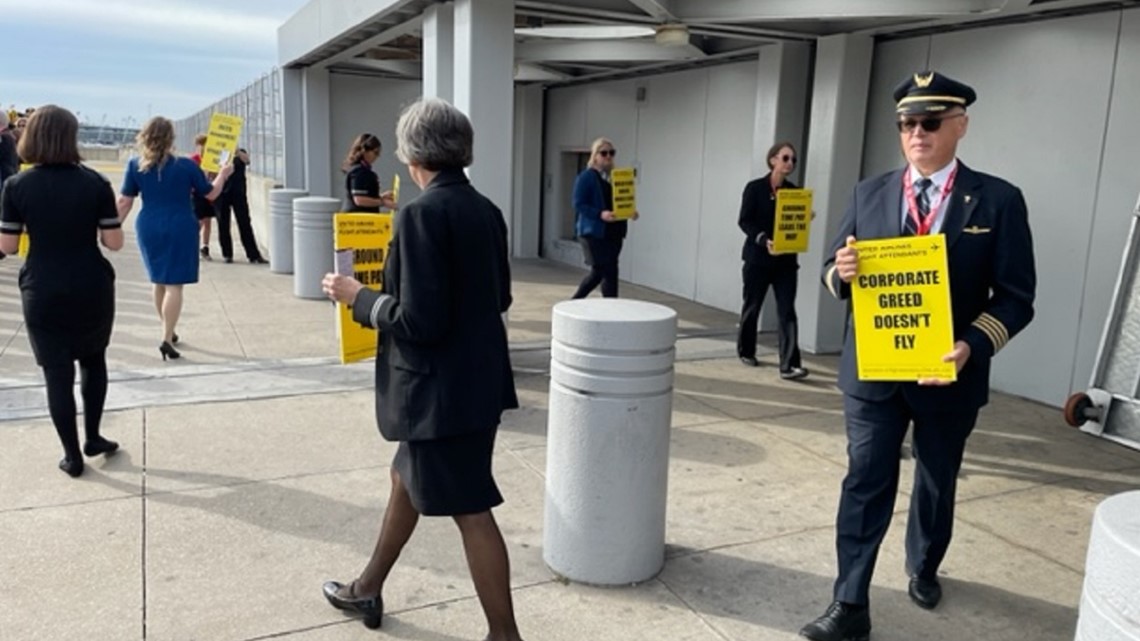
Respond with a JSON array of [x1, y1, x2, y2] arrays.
[[514, 24, 656, 40], [654, 24, 690, 47]]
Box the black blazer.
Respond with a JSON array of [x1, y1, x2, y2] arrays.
[[738, 172, 798, 269], [353, 168, 518, 441], [822, 162, 1036, 409]]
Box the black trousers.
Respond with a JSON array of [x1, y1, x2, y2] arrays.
[[214, 193, 263, 261], [573, 236, 622, 299], [833, 391, 979, 605], [736, 259, 801, 370]]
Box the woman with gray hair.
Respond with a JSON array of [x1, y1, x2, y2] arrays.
[[321, 98, 524, 640]]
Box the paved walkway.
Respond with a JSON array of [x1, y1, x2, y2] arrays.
[[2, 165, 1138, 641]]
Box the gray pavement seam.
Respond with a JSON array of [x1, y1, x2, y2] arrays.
[[953, 515, 1087, 576], [663, 522, 838, 562], [142, 408, 149, 641], [210, 277, 251, 361], [0, 318, 23, 359], [655, 577, 734, 641]]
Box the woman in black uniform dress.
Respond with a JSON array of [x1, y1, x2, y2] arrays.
[[0, 105, 124, 477], [341, 133, 395, 213]]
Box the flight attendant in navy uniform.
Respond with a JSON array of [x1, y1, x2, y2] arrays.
[[341, 133, 395, 213], [800, 72, 1036, 641]]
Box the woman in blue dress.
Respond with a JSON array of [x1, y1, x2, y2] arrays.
[[116, 117, 231, 360]]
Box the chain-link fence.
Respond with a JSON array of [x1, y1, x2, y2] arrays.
[[173, 69, 284, 183]]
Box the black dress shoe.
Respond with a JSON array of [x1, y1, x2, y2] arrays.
[[800, 601, 871, 641], [249, 256, 268, 264], [83, 437, 119, 457], [740, 356, 760, 367], [322, 580, 383, 629], [58, 457, 84, 478], [908, 576, 942, 609]]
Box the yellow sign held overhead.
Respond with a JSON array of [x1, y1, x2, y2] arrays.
[[611, 167, 636, 220], [201, 113, 243, 173], [334, 213, 394, 364], [772, 188, 813, 254], [851, 234, 956, 382]]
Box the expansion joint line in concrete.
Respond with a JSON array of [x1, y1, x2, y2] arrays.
[[141, 409, 149, 640]]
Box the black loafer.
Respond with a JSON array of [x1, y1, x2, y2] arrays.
[[322, 580, 383, 629], [800, 601, 871, 641], [908, 576, 942, 609], [740, 356, 760, 367]]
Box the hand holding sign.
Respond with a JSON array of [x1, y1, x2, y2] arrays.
[[918, 340, 971, 386], [836, 236, 858, 282]]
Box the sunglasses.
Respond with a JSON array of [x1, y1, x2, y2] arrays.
[[780, 154, 796, 163], [597, 149, 616, 157], [896, 113, 964, 133]]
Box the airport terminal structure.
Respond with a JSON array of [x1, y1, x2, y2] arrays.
[[178, 0, 1140, 417]]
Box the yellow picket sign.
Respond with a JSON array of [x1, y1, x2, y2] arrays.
[[851, 234, 956, 382], [391, 173, 401, 207], [16, 163, 32, 257], [771, 188, 813, 253], [201, 113, 243, 173], [610, 167, 636, 220], [334, 213, 394, 364]]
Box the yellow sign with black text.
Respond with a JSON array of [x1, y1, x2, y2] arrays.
[[611, 167, 636, 220], [201, 113, 243, 173], [851, 234, 955, 381], [334, 213, 394, 364], [772, 188, 813, 253]]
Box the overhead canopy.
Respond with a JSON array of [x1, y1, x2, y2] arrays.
[[278, 0, 1119, 84]]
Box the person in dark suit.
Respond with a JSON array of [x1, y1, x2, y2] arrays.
[[571, 137, 638, 299], [0, 105, 124, 477], [737, 141, 808, 379], [320, 98, 525, 640], [800, 72, 1036, 641], [213, 148, 267, 264]]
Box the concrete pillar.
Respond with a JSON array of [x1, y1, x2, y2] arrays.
[[753, 42, 813, 332], [292, 196, 339, 299], [800, 34, 874, 354], [423, 2, 454, 101], [301, 66, 332, 198], [1076, 491, 1140, 641], [543, 299, 678, 585], [282, 68, 306, 190], [453, 0, 514, 218], [511, 84, 544, 258]]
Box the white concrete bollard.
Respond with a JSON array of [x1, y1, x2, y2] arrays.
[[543, 299, 678, 585], [292, 196, 339, 300], [1075, 490, 1140, 641], [269, 188, 306, 274]]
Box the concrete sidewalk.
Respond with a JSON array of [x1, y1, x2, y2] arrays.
[[2, 173, 1139, 640]]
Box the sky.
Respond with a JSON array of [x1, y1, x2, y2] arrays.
[[0, 0, 309, 126]]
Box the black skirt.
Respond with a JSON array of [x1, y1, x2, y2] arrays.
[[392, 427, 503, 516]]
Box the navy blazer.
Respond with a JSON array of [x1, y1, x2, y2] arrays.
[[353, 168, 518, 441], [822, 161, 1036, 409]]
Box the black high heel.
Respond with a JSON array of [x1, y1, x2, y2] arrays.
[[59, 457, 84, 478], [322, 580, 383, 629], [84, 437, 119, 457], [159, 341, 181, 361]]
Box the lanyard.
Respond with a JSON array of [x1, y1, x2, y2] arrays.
[[904, 165, 957, 236]]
